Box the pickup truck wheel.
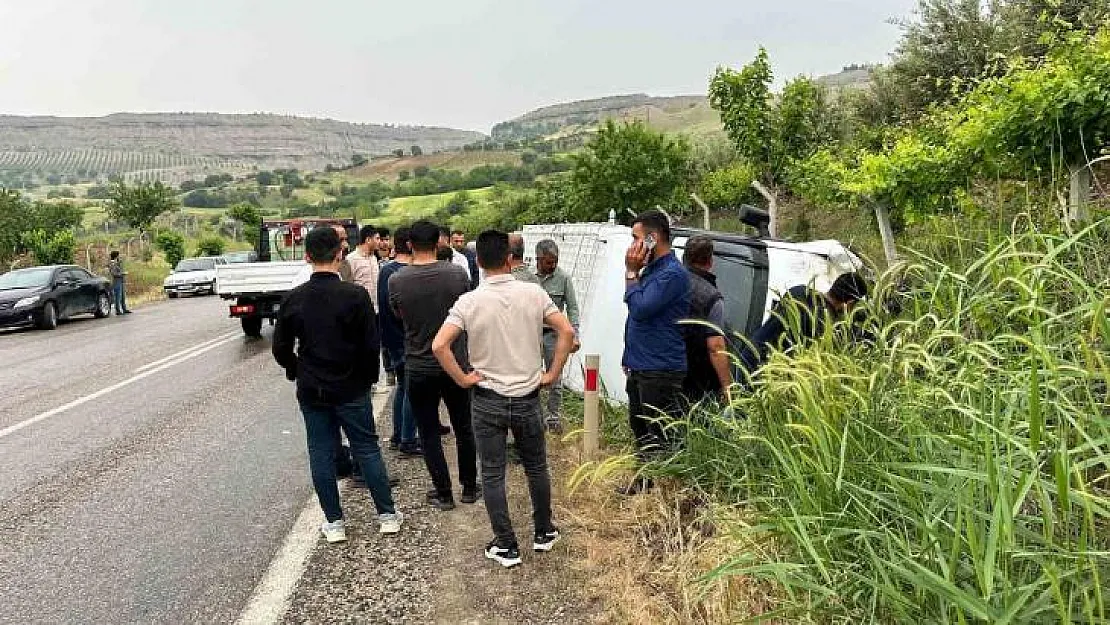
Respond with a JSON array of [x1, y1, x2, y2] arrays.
[[241, 316, 263, 338], [167, 292, 179, 299]]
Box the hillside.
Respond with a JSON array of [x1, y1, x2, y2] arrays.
[[491, 66, 874, 142], [342, 150, 524, 182], [0, 113, 484, 185]]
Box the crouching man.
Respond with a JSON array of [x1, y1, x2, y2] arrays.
[[432, 230, 575, 568]]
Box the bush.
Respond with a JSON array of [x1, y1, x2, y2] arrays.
[[697, 163, 758, 210], [194, 236, 226, 257], [652, 221, 1110, 622], [20, 229, 75, 265], [154, 230, 186, 267]]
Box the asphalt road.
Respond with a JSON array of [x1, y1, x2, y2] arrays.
[[0, 296, 312, 625]]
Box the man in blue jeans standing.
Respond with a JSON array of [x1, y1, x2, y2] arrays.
[[273, 226, 403, 542], [108, 251, 131, 315], [378, 227, 420, 456]]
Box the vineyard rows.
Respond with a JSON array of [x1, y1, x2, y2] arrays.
[[0, 150, 250, 183]]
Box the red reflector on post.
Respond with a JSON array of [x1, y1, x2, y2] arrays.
[[585, 367, 599, 392]]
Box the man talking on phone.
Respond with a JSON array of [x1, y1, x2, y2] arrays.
[[620, 210, 690, 495]]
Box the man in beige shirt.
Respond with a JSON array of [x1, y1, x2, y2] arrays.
[[432, 230, 575, 569], [342, 225, 381, 312]]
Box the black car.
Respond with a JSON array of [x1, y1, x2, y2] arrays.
[[0, 265, 113, 330]]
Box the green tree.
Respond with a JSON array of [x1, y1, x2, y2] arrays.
[[410, 145, 423, 156], [20, 229, 75, 265], [195, 236, 226, 257], [398, 170, 411, 182], [698, 163, 759, 210], [107, 179, 177, 238], [351, 154, 368, 167], [227, 202, 262, 244], [444, 190, 475, 216], [154, 230, 186, 267], [414, 165, 430, 178], [570, 120, 691, 221], [392, 149, 405, 158], [709, 47, 773, 182], [255, 171, 276, 186]]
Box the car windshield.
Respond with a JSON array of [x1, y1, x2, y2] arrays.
[[0, 267, 54, 290], [175, 259, 215, 272]]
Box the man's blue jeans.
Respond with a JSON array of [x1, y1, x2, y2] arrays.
[[388, 348, 418, 448], [112, 280, 128, 313], [297, 390, 396, 522]]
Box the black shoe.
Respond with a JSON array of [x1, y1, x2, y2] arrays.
[[533, 528, 561, 552], [398, 444, 423, 458], [617, 477, 654, 496], [485, 540, 522, 568], [426, 489, 456, 510], [439, 424, 452, 436], [461, 486, 482, 504]]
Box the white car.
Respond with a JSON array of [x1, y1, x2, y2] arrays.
[[164, 257, 226, 298]]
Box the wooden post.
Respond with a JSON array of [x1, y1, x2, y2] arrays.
[[583, 354, 600, 459], [690, 192, 711, 230], [874, 202, 899, 266], [751, 181, 778, 238]]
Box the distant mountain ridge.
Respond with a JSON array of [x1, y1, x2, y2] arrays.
[[491, 67, 873, 141], [0, 112, 484, 184]]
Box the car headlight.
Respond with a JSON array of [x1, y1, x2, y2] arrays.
[[14, 296, 40, 308]]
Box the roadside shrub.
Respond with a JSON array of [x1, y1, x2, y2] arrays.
[[697, 163, 758, 210], [653, 219, 1110, 622], [194, 236, 226, 257], [154, 230, 186, 267], [20, 229, 75, 265]]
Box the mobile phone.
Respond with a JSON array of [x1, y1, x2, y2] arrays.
[[644, 233, 657, 249]]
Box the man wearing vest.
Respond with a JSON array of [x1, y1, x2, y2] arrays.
[[680, 235, 732, 404]]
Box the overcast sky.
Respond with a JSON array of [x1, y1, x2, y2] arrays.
[[0, 0, 917, 132]]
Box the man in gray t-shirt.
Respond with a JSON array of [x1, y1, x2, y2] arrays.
[[387, 220, 478, 510]]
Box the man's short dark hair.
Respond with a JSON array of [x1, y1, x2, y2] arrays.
[[393, 227, 411, 254], [633, 209, 671, 240], [828, 272, 869, 304], [451, 229, 465, 237], [358, 225, 378, 244], [377, 227, 391, 238], [110, 250, 120, 260], [683, 235, 713, 268], [438, 225, 451, 238], [306, 226, 342, 264], [508, 233, 525, 260], [410, 220, 440, 252], [475, 230, 510, 269]]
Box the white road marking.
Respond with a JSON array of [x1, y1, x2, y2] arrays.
[[0, 334, 242, 440], [134, 331, 240, 373], [236, 392, 391, 625]]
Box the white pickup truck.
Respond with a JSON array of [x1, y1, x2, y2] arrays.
[[215, 218, 359, 337]]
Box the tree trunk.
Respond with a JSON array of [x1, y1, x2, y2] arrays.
[[874, 202, 899, 266], [751, 180, 778, 238], [1068, 161, 1092, 223]]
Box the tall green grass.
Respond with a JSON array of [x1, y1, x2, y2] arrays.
[[655, 218, 1110, 622]]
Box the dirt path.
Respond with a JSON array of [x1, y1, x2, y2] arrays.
[[281, 390, 600, 624]]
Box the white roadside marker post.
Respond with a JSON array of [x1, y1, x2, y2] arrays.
[[583, 353, 600, 459]]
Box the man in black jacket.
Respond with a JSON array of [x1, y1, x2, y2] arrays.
[[273, 226, 403, 543]]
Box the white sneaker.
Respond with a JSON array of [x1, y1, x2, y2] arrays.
[[379, 512, 404, 534], [321, 520, 347, 543]]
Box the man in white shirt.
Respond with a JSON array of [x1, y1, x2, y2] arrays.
[[432, 230, 575, 569], [344, 225, 381, 312], [438, 226, 472, 286]]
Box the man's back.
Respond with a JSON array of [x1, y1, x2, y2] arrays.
[[273, 273, 379, 401], [377, 260, 407, 352], [389, 263, 470, 373], [447, 276, 555, 397]]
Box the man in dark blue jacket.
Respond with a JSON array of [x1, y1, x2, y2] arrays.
[[621, 210, 690, 494], [273, 226, 403, 542], [378, 227, 420, 456]]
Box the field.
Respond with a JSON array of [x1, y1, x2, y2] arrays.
[[378, 187, 496, 226], [341, 151, 524, 182]]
